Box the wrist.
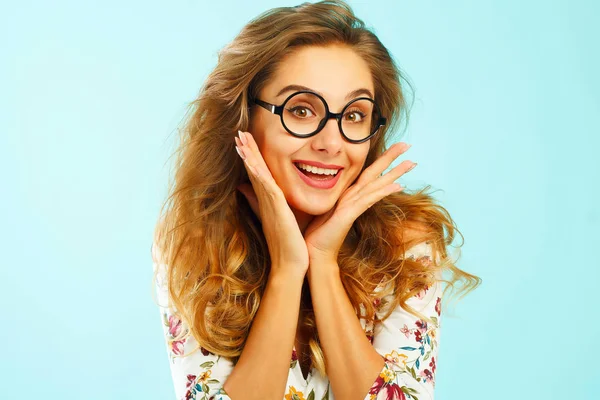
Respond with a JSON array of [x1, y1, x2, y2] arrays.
[[307, 259, 340, 282], [269, 267, 307, 286]]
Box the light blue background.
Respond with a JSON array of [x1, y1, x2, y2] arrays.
[[1, 1, 598, 399]]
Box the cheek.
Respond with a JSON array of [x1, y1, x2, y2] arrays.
[[261, 147, 290, 181], [346, 152, 369, 185], [345, 169, 362, 189]]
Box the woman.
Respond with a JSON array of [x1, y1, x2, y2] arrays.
[[152, 1, 481, 399]]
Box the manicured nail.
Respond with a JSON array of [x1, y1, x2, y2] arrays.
[[407, 162, 417, 172], [238, 130, 248, 145], [234, 136, 242, 147], [235, 146, 246, 160]]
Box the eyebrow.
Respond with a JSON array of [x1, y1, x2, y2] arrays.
[[275, 84, 374, 102]]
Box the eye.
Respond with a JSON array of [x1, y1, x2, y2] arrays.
[[344, 109, 366, 123], [288, 106, 315, 118]]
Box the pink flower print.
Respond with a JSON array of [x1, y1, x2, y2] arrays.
[[416, 255, 432, 267], [415, 319, 428, 334], [420, 368, 434, 385], [384, 383, 408, 400], [185, 374, 197, 388], [291, 348, 298, 362], [435, 297, 442, 316], [369, 365, 408, 400], [415, 285, 429, 299], [168, 315, 182, 337], [414, 330, 422, 343], [429, 356, 436, 374], [371, 382, 407, 400], [399, 324, 411, 338], [368, 375, 385, 394], [171, 339, 185, 356], [201, 346, 212, 356]]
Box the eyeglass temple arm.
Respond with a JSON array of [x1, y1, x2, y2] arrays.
[[252, 98, 279, 114]]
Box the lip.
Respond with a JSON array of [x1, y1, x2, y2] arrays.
[[292, 160, 344, 170], [293, 162, 343, 189]]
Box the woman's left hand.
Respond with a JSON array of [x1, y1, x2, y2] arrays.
[[304, 142, 417, 265]]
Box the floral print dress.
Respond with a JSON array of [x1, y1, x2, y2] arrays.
[[152, 240, 443, 400]]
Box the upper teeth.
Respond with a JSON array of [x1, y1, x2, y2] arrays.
[[296, 163, 340, 176]]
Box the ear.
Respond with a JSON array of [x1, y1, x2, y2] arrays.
[[237, 184, 261, 223]]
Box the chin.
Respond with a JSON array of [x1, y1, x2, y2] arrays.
[[290, 194, 338, 215]]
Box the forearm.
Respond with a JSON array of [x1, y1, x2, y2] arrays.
[[224, 270, 304, 400], [307, 262, 385, 400]]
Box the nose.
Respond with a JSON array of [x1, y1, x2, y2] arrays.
[[319, 115, 344, 140], [308, 116, 344, 155]]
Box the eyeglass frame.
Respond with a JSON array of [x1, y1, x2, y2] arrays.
[[250, 90, 387, 144]]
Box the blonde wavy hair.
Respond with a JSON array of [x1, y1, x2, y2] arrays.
[[152, 0, 481, 378]]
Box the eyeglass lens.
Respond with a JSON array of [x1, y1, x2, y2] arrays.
[[282, 92, 381, 141]]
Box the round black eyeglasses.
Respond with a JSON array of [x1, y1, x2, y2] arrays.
[[251, 90, 387, 144]]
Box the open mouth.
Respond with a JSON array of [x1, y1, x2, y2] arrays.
[[293, 162, 341, 181]]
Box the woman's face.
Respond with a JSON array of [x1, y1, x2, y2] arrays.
[[248, 44, 374, 232]]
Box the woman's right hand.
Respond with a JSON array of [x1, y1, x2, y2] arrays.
[[234, 130, 309, 279]]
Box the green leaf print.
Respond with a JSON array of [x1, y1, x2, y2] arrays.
[[307, 389, 315, 400], [321, 383, 330, 400], [409, 366, 417, 380], [404, 386, 419, 400]]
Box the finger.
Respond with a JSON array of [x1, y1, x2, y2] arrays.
[[362, 142, 413, 183], [238, 131, 274, 180], [235, 142, 265, 222], [235, 136, 259, 177], [361, 180, 406, 211], [346, 143, 413, 202], [350, 170, 408, 215], [236, 137, 262, 194], [376, 159, 416, 190], [237, 131, 281, 198]]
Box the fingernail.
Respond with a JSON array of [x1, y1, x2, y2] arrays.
[[238, 130, 248, 145], [235, 145, 246, 160], [407, 162, 417, 172], [405, 143, 412, 149]]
